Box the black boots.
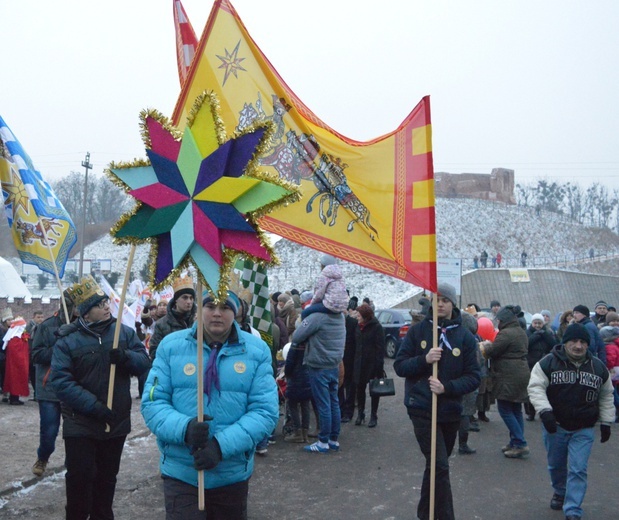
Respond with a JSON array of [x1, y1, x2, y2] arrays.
[[355, 411, 365, 426], [368, 414, 378, 428]]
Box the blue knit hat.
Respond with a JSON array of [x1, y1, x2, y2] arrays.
[[202, 290, 240, 315]]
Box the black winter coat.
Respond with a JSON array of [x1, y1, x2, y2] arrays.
[[149, 301, 196, 360], [31, 314, 67, 401], [353, 317, 385, 385], [51, 318, 150, 439], [525, 326, 556, 369], [394, 309, 481, 422]]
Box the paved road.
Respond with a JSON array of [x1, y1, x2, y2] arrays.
[[1, 360, 616, 519]]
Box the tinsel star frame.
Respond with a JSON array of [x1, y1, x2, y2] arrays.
[[107, 91, 300, 302]]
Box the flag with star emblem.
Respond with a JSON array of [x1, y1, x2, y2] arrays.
[[172, 0, 437, 291], [236, 258, 273, 342], [0, 115, 77, 278]]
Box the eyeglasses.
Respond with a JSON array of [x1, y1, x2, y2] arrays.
[[96, 298, 110, 309]]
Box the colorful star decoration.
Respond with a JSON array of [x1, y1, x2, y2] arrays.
[[108, 91, 300, 299]]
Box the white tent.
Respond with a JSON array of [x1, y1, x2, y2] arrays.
[[0, 257, 32, 298]]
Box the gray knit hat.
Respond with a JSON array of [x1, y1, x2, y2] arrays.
[[437, 283, 457, 307]]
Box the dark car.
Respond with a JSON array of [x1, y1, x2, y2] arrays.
[[375, 308, 412, 358]]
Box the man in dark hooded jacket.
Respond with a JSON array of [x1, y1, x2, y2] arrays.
[[149, 276, 196, 361], [394, 283, 480, 520], [51, 275, 150, 519], [30, 291, 79, 477]]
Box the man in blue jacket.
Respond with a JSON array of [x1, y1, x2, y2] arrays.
[[141, 290, 278, 519], [394, 283, 480, 520]]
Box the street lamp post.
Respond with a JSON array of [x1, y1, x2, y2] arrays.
[[78, 152, 93, 279]]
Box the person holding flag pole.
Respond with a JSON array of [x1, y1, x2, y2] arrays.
[[394, 283, 480, 520]]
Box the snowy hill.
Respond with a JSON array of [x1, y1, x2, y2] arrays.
[[7, 198, 619, 308]]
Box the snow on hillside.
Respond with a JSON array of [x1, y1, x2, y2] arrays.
[[8, 198, 619, 308]]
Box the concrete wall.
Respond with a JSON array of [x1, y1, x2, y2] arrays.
[[395, 268, 619, 318]]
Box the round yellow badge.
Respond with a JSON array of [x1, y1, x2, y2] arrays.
[[234, 362, 246, 374], [452, 348, 461, 357], [421, 340, 427, 349], [184, 363, 196, 376]]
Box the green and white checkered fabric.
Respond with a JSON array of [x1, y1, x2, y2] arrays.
[[238, 259, 273, 342]]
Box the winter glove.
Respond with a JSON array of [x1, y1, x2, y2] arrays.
[[600, 424, 611, 443], [540, 411, 557, 434], [184, 416, 213, 450], [94, 401, 118, 425], [192, 438, 222, 470], [109, 348, 128, 365]]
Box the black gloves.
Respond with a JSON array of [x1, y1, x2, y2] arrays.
[[193, 438, 222, 470], [185, 416, 213, 449], [540, 411, 557, 434], [94, 401, 117, 424], [109, 348, 128, 365], [600, 424, 611, 443]]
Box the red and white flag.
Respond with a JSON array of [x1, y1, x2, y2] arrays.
[[173, 0, 198, 85]]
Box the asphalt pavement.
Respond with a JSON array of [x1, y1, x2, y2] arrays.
[[0, 360, 616, 519]]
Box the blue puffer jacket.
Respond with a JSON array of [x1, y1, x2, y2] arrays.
[[141, 321, 279, 489]]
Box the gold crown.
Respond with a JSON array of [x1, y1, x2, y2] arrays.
[[67, 275, 105, 307], [172, 275, 194, 295]]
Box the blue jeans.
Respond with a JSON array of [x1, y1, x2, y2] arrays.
[[308, 367, 340, 443], [543, 426, 594, 518], [497, 399, 527, 448], [37, 400, 61, 462]]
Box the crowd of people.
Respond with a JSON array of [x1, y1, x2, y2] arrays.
[[1, 264, 618, 520]]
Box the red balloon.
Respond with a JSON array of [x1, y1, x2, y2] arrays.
[[477, 317, 497, 341]]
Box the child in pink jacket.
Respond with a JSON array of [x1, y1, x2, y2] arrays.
[[301, 254, 349, 319]]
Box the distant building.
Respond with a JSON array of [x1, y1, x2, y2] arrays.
[[435, 168, 515, 204]]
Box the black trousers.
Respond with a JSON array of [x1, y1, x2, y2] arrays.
[[163, 476, 249, 520], [356, 382, 380, 416], [411, 416, 459, 520], [64, 435, 126, 520]]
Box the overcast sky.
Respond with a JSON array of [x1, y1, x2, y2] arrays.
[[2, 0, 619, 191]]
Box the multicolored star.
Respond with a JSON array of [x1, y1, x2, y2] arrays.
[[108, 92, 300, 298], [216, 40, 247, 86]]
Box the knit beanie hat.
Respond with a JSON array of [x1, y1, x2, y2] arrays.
[[300, 290, 313, 304], [496, 305, 519, 324], [562, 323, 590, 345], [573, 305, 590, 317], [595, 300, 608, 310], [320, 254, 337, 267], [531, 313, 545, 323], [605, 312, 619, 324], [541, 310, 551, 318], [202, 290, 240, 315], [437, 283, 457, 307], [599, 326, 619, 343]]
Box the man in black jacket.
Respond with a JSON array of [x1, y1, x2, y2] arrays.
[[394, 283, 480, 520], [148, 276, 196, 361], [30, 291, 78, 477], [51, 276, 150, 520], [528, 323, 614, 520]]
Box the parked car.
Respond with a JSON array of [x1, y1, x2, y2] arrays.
[[375, 308, 412, 358]]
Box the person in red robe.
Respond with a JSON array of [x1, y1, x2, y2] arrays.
[[2, 317, 30, 405]]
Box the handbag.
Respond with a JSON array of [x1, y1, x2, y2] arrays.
[[369, 377, 396, 397]]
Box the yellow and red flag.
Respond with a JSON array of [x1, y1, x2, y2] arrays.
[[173, 0, 436, 291]]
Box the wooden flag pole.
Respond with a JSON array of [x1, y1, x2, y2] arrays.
[[195, 279, 205, 510], [105, 244, 136, 432], [37, 216, 70, 324], [429, 292, 439, 520]]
